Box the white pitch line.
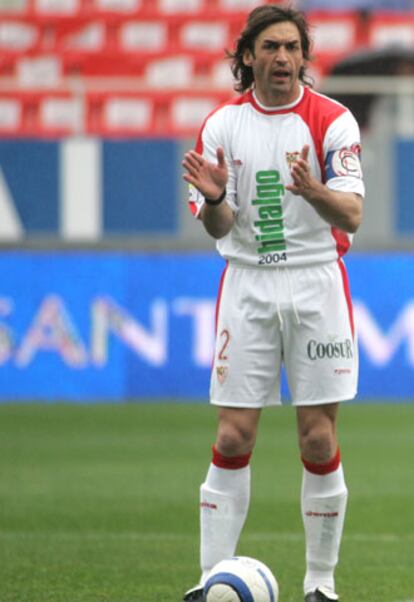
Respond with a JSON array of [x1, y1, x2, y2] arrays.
[[0, 531, 413, 543]]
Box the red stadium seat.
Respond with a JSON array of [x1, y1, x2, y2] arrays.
[[0, 96, 23, 136], [178, 20, 229, 52], [92, 0, 142, 12], [38, 92, 83, 134], [53, 18, 108, 52], [156, 0, 205, 14], [170, 95, 218, 132], [307, 11, 363, 72], [33, 0, 82, 16], [144, 53, 194, 88], [62, 49, 139, 76], [87, 91, 154, 135], [16, 54, 62, 87], [115, 18, 169, 52], [0, 17, 41, 54], [217, 0, 272, 11], [368, 13, 414, 49], [0, 90, 82, 137]]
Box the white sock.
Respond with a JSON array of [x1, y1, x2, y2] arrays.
[[301, 462, 348, 594], [199, 462, 250, 585]]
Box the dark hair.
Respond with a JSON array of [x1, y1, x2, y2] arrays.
[[227, 5, 313, 93]]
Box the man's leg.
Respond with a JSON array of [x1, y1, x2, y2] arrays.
[[297, 403, 347, 599], [185, 407, 260, 601]]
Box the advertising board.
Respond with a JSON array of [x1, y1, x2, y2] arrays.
[[0, 252, 412, 402]]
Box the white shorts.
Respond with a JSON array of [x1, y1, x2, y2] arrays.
[[211, 260, 358, 407]]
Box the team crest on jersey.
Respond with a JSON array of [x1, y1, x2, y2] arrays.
[[286, 151, 301, 169], [216, 366, 228, 384]]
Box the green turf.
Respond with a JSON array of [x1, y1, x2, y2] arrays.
[[0, 402, 413, 601]]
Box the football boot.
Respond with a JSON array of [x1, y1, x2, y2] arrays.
[[305, 586, 339, 601], [182, 585, 205, 601]]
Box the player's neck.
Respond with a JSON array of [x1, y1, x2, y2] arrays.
[[253, 85, 303, 110]]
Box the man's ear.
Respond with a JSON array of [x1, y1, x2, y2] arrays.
[[242, 48, 254, 67]]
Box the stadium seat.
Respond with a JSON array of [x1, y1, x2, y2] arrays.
[[39, 93, 83, 134], [162, 90, 230, 135], [157, 0, 204, 15], [116, 19, 168, 52], [307, 11, 363, 72], [218, 0, 271, 10], [34, 0, 81, 15], [0, 18, 41, 53], [210, 58, 235, 90], [87, 92, 153, 134], [368, 13, 414, 49], [56, 20, 107, 51], [16, 54, 62, 87], [0, 97, 22, 135], [144, 54, 194, 88], [170, 95, 217, 132], [179, 21, 228, 51], [92, 0, 142, 12], [62, 50, 139, 76]]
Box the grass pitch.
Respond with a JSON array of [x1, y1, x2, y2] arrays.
[[0, 402, 413, 601]]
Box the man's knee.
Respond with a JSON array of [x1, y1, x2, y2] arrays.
[[300, 427, 336, 463], [297, 403, 339, 463], [215, 408, 260, 457]]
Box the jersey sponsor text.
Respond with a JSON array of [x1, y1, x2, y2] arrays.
[[253, 170, 286, 256]]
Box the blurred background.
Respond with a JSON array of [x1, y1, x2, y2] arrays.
[[0, 0, 413, 403]]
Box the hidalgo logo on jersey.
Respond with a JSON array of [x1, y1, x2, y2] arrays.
[[326, 144, 362, 180]]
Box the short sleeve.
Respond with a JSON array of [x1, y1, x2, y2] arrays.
[[323, 111, 365, 198], [188, 107, 239, 218]]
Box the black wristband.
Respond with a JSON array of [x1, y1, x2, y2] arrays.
[[204, 189, 226, 206]]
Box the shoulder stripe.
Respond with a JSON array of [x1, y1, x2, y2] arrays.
[[292, 87, 348, 181]]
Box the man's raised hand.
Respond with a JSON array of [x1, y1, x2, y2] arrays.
[[182, 147, 228, 200]]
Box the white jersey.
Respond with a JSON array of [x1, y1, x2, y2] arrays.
[[189, 86, 365, 268]]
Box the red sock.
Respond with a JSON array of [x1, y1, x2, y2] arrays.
[[301, 448, 341, 475], [212, 445, 251, 470]]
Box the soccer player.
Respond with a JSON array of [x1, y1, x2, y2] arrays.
[[182, 5, 364, 602]]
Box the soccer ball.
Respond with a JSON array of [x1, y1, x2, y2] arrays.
[[204, 556, 279, 602]]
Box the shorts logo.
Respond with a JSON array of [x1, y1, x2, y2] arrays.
[[334, 368, 351, 375], [307, 338, 353, 360], [216, 366, 228, 384]]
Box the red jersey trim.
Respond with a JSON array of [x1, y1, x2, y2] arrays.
[[215, 261, 229, 334], [331, 227, 351, 258], [337, 258, 355, 338], [292, 88, 347, 182]]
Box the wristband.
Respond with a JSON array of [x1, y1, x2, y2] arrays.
[[204, 189, 226, 206]]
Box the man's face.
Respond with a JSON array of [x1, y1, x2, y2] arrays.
[[243, 20, 305, 106]]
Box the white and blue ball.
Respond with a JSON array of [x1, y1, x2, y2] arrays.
[[204, 556, 279, 602]]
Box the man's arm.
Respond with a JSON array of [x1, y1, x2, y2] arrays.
[[286, 145, 363, 233], [183, 147, 235, 239], [199, 200, 235, 239]]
